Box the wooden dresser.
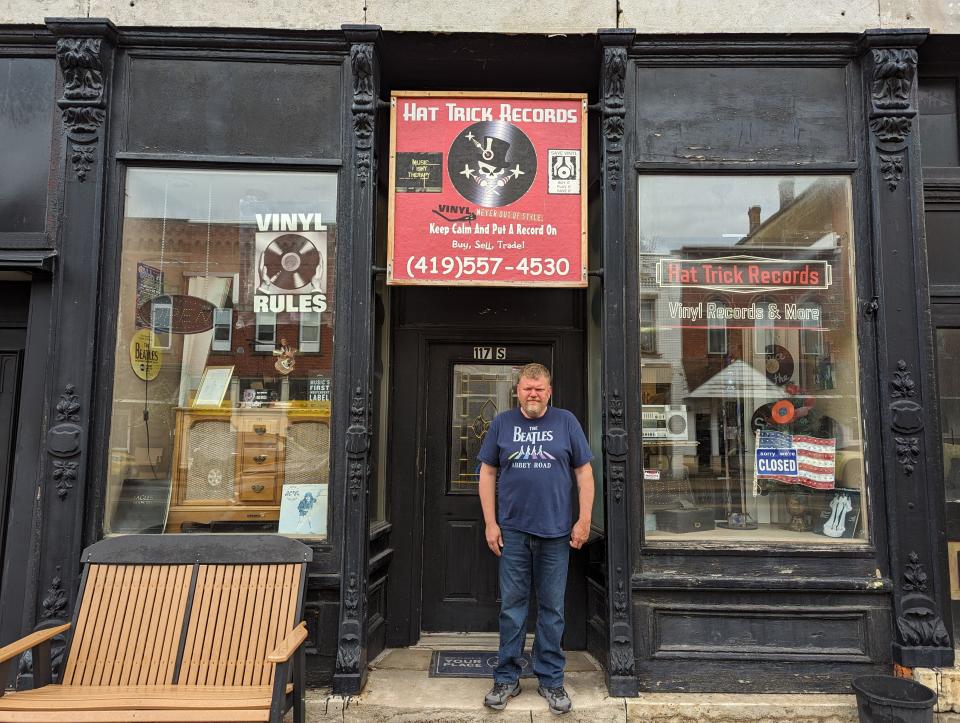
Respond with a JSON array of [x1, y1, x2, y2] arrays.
[[166, 406, 330, 532]]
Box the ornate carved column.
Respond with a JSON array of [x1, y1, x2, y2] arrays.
[[861, 29, 954, 668], [23, 19, 118, 682], [599, 28, 638, 697], [333, 24, 380, 695]]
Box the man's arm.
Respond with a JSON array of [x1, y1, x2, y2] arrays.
[[478, 462, 502, 556], [570, 462, 594, 549]]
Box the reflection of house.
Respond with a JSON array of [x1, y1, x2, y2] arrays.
[[666, 178, 850, 400]]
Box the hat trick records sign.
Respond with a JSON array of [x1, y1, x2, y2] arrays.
[[388, 92, 587, 287]]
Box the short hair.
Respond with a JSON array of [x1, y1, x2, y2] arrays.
[[518, 363, 551, 384]]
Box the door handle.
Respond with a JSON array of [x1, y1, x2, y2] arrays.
[[254, 425, 267, 435], [417, 446, 424, 476], [254, 454, 267, 464], [251, 484, 265, 493]]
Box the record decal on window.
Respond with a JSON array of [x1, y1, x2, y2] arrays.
[[254, 230, 327, 296]]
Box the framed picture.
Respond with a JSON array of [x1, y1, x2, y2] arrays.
[[193, 365, 234, 407], [278, 483, 328, 536]]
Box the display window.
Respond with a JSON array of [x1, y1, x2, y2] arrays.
[[105, 168, 337, 538], [638, 175, 867, 543]]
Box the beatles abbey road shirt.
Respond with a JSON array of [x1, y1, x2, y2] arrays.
[[477, 406, 593, 538]]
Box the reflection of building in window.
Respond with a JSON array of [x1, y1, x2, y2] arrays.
[[255, 311, 276, 352], [707, 298, 727, 355], [640, 297, 657, 354], [753, 296, 776, 354], [299, 311, 321, 353], [212, 308, 232, 352], [799, 301, 823, 356]]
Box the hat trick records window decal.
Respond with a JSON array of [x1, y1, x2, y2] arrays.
[[388, 92, 587, 287]]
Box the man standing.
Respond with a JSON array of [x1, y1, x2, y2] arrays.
[[478, 363, 594, 715]]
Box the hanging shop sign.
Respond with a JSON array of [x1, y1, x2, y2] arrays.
[[755, 430, 836, 490], [387, 91, 588, 287], [251, 211, 329, 314], [655, 255, 832, 293], [136, 294, 215, 335], [129, 329, 162, 381]]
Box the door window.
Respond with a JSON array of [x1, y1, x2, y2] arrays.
[[449, 364, 520, 494]]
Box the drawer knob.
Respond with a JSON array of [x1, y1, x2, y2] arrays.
[[254, 454, 267, 464], [251, 484, 265, 493], [254, 425, 267, 435]]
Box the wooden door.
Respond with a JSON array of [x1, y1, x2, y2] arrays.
[[420, 341, 553, 632]]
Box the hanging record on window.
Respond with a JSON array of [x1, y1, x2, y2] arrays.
[[764, 344, 794, 386]]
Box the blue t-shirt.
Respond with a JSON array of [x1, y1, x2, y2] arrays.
[[477, 406, 593, 538]]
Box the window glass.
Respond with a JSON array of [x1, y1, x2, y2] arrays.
[[106, 168, 337, 538], [639, 175, 866, 543]]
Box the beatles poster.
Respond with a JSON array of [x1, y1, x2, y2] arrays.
[[388, 92, 587, 287]]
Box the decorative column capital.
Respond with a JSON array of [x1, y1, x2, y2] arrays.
[[46, 18, 118, 182], [859, 29, 926, 153]]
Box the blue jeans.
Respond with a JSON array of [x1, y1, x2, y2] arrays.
[[494, 528, 569, 688]]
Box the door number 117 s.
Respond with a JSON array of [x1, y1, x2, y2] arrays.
[[473, 347, 506, 360]]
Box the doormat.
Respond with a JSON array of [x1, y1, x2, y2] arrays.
[[428, 651, 534, 678]]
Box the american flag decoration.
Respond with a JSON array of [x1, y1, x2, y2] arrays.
[[757, 430, 836, 490]]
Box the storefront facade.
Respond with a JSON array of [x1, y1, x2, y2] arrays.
[[0, 11, 958, 697]]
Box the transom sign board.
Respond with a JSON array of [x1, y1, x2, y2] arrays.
[[387, 91, 588, 287]]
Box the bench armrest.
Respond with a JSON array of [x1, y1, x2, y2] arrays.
[[0, 623, 71, 665], [266, 621, 308, 663]]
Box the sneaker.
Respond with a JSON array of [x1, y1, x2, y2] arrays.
[[484, 680, 521, 710], [538, 684, 572, 714]]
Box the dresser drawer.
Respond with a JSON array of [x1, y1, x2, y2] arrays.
[[240, 447, 278, 473], [236, 416, 281, 436], [240, 431, 280, 451], [239, 475, 277, 503]]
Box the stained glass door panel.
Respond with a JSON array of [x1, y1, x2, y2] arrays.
[[449, 364, 520, 494]]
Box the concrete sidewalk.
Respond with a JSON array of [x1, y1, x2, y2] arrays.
[[302, 648, 882, 722]]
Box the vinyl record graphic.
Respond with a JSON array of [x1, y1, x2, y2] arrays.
[[764, 344, 795, 385], [261, 234, 321, 291], [751, 403, 774, 432], [448, 121, 537, 208], [771, 399, 796, 424]]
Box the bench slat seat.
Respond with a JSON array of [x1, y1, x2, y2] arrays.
[[0, 536, 311, 723]]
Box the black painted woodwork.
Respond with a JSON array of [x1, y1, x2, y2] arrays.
[[0, 321, 26, 651], [385, 287, 589, 649], [920, 40, 960, 644], [125, 56, 342, 160], [599, 28, 638, 698], [0, 58, 55, 235], [420, 341, 554, 633], [861, 29, 954, 669], [331, 24, 380, 696], [634, 65, 853, 164], [617, 31, 931, 693], [13, 19, 122, 687]]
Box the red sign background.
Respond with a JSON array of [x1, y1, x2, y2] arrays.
[[388, 92, 587, 286]]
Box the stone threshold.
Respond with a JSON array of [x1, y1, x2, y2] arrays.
[[301, 648, 865, 722]]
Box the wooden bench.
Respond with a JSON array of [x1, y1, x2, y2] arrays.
[[0, 535, 312, 722]]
